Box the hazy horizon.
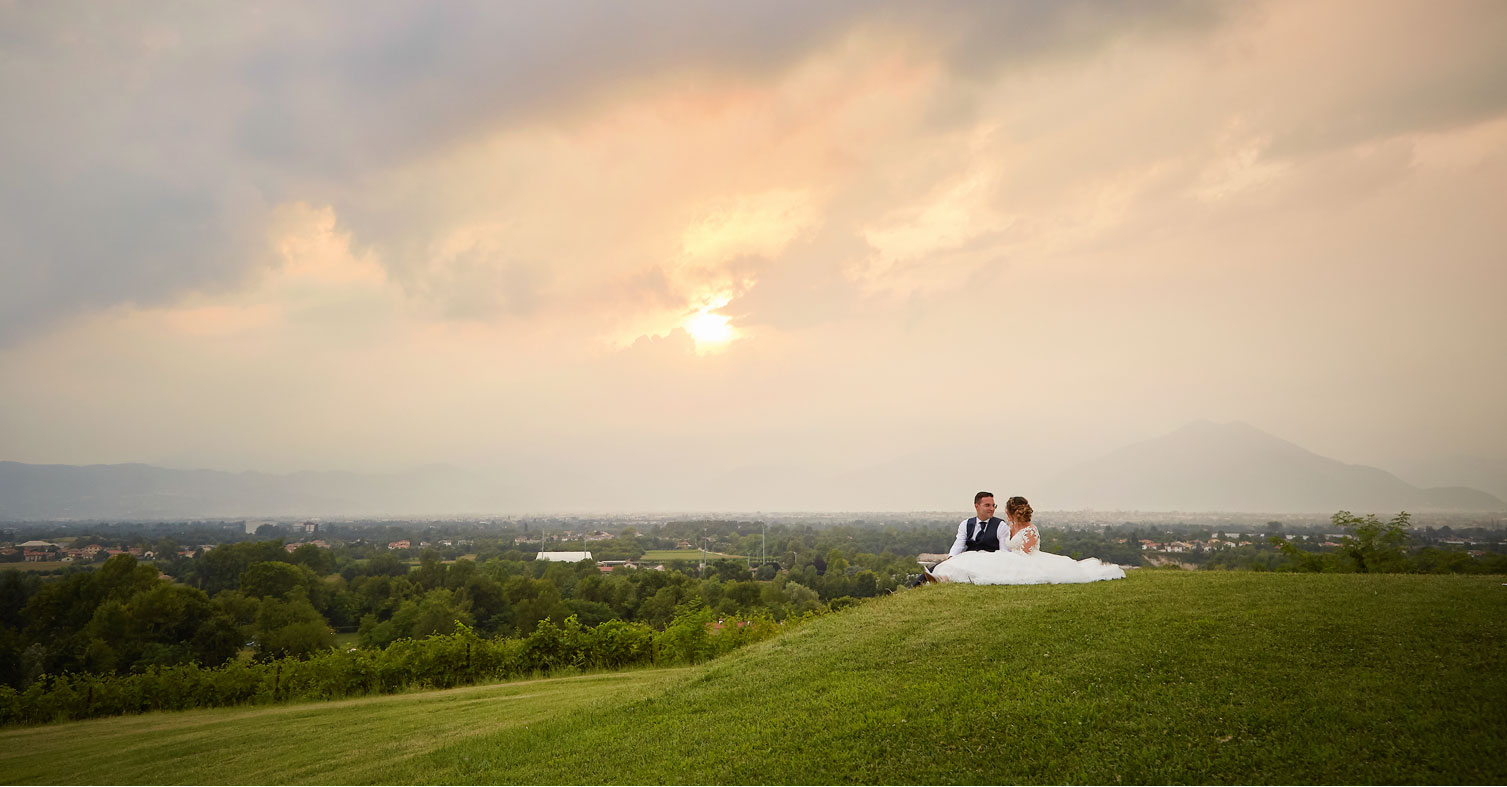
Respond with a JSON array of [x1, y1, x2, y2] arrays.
[[3, 1, 1504, 511]]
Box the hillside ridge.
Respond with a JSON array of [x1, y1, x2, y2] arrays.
[[3, 572, 1503, 784]]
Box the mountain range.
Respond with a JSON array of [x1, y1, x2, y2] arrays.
[[0, 462, 503, 520], [0, 421, 1502, 518], [1037, 420, 1504, 513]]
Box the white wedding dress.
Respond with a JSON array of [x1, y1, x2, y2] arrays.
[[932, 524, 1125, 585]]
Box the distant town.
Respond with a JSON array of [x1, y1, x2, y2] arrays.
[[4, 509, 1503, 575]]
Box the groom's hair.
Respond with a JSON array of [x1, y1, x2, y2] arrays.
[[974, 491, 994, 504]]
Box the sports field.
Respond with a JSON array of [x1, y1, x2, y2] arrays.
[[638, 549, 744, 562]]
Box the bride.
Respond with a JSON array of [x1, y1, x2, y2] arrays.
[[931, 496, 1125, 585]]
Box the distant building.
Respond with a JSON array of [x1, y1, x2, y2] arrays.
[[535, 551, 593, 562], [388, 540, 411, 550], [20, 541, 61, 562]]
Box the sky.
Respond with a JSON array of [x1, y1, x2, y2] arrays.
[[2, 0, 1505, 510]]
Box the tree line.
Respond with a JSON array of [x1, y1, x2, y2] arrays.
[[0, 529, 926, 691]]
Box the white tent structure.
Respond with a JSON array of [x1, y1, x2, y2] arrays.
[[535, 551, 592, 562]]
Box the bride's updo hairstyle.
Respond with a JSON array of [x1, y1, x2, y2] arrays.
[[1005, 496, 1033, 523]]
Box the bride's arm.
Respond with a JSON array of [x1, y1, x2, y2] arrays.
[[1007, 525, 1040, 554]]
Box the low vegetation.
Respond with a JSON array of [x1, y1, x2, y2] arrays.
[[0, 607, 791, 727], [2, 571, 1502, 784]]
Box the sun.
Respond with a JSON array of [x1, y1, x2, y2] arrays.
[[684, 309, 736, 350]]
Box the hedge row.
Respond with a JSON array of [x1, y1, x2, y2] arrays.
[[0, 608, 790, 728]]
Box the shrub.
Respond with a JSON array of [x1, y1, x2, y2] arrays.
[[0, 607, 809, 729]]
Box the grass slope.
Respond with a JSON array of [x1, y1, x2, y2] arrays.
[[3, 572, 1504, 785]]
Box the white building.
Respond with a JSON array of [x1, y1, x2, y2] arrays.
[[535, 551, 593, 562]]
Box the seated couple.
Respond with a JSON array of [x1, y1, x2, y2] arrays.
[[926, 492, 1125, 585]]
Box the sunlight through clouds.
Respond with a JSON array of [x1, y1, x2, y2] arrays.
[[679, 189, 818, 267]]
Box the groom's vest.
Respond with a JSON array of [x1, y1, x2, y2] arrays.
[[964, 517, 1002, 552]]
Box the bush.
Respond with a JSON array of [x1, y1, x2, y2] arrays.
[[654, 607, 714, 666], [0, 610, 806, 729]]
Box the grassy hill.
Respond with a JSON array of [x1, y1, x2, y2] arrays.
[[2, 572, 1504, 784]]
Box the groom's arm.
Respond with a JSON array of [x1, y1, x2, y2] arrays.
[[947, 520, 968, 557]]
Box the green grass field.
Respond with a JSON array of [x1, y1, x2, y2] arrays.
[[638, 549, 744, 562], [3, 572, 1504, 784], [0, 562, 84, 573]]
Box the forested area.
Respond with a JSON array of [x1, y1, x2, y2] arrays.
[[0, 519, 937, 693]]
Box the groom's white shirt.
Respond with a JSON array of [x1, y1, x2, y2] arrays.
[[948, 517, 998, 557]]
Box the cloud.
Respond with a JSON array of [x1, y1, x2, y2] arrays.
[[0, 0, 1231, 346]]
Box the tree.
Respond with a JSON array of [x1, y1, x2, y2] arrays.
[[192, 541, 289, 594], [391, 588, 474, 638], [189, 614, 243, 666], [1336, 511, 1410, 573], [125, 583, 214, 647], [254, 590, 333, 660], [721, 581, 763, 612], [239, 561, 309, 599], [565, 598, 616, 627], [852, 570, 878, 598], [357, 614, 400, 649], [289, 544, 335, 575], [783, 582, 824, 615], [462, 575, 510, 634], [1271, 511, 1413, 573], [503, 577, 571, 635], [412, 550, 447, 591]]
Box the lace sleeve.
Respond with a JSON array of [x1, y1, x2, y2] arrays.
[[1007, 525, 1040, 554]]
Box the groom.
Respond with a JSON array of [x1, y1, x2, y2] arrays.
[[916, 491, 1003, 584], [948, 491, 1003, 557]]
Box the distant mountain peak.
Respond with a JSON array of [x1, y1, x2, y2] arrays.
[[1040, 422, 1504, 513]]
